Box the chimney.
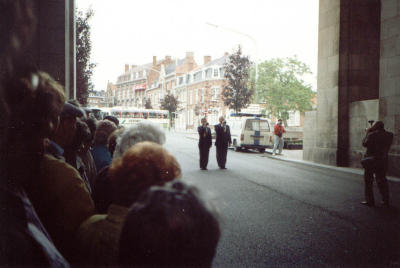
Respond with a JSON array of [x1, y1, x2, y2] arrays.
[[125, 64, 129, 72], [153, 56, 157, 66], [186, 51, 194, 59], [204, 56, 211, 65]]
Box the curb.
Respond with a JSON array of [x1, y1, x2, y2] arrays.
[[263, 151, 400, 183]]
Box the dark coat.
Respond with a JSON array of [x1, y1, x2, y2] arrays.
[[91, 144, 112, 173], [0, 187, 69, 267], [198, 125, 212, 148], [214, 123, 232, 147], [362, 129, 393, 159]]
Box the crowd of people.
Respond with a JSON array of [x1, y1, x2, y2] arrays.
[[0, 1, 220, 267]]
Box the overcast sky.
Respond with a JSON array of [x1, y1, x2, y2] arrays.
[[76, 0, 319, 91]]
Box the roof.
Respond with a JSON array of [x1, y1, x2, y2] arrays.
[[203, 54, 229, 68], [165, 58, 185, 75]]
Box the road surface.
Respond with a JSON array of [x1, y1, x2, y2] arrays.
[[164, 131, 399, 267]]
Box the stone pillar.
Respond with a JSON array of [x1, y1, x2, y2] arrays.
[[65, 0, 76, 100], [380, 0, 400, 176], [338, 0, 381, 166], [303, 0, 341, 166]]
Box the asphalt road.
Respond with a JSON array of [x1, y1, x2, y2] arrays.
[[164, 131, 400, 267]]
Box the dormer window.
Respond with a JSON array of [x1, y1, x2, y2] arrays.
[[213, 68, 219, 77]]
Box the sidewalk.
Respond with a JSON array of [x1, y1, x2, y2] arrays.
[[264, 149, 400, 183]]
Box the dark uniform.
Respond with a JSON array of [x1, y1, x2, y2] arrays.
[[362, 128, 393, 206], [214, 123, 232, 169], [198, 125, 212, 169]]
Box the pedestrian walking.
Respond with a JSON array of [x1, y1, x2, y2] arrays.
[[272, 119, 285, 155], [214, 116, 231, 169], [361, 121, 393, 207], [198, 118, 212, 170]]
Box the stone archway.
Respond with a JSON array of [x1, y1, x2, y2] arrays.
[[303, 0, 400, 176]]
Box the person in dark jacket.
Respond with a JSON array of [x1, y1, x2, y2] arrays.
[[214, 116, 232, 169], [1, 69, 69, 267], [361, 121, 393, 207], [198, 118, 212, 170]]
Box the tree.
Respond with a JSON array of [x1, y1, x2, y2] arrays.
[[222, 45, 253, 113], [160, 93, 178, 126], [255, 56, 314, 125], [144, 98, 152, 109], [76, 8, 96, 105]]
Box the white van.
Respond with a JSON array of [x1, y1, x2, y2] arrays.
[[227, 117, 273, 152]]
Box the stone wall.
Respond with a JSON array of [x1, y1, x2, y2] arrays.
[[303, 0, 340, 165], [26, 0, 66, 86], [303, 111, 317, 161], [380, 0, 400, 176]]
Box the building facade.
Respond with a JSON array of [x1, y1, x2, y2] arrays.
[[87, 90, 106, 107], [169, 54, 228, 130]]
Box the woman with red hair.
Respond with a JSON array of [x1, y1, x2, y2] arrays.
[[76, 141, 181, 266]]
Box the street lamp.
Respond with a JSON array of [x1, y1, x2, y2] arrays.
[[206, 22, 258, 80]]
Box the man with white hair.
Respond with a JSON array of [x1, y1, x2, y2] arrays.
[[113, 121, 166, 159], [93, 121, 166, 213]]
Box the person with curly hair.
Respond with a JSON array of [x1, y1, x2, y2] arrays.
[[76, 141, 181, 266], [92, 121, 165, 213]]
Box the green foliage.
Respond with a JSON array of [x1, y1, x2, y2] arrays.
[[223, 46, 254, 113], [160, 93, 178, 124], [76, 8, 96, 106], [144, 98, 152, 109], [255, 56, 314, 121]]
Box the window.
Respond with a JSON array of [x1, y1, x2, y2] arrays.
[[260, 120, 270, 131], [201, 88, 204, 103], [219, 67, 225, 78], [212, 87, 219, 101], [179, 77, 184, 85], [193, 71, 202, 82], [189, 109, 193, 125], [213, 68, 219, 77], [186, 74, 191, 84], [287, 111, 301, 126], [205, 68, 212, 78], [189, 90, 193, 105]]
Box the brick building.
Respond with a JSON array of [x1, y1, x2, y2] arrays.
[[175, 53, 229, 130], [115, 64, 150, 107], [146, 52, 197, 109], [87, 90, 106, 107], [110, 52, 229, 130]]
